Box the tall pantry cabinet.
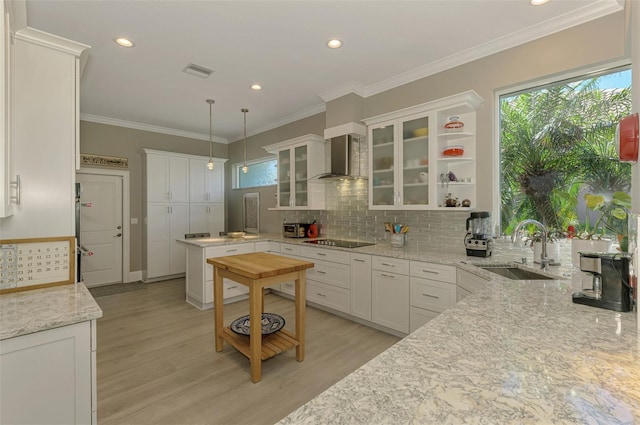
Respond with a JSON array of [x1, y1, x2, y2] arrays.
[[142, 149, 226, 281]]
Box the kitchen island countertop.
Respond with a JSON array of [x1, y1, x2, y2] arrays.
[[0, 282, 102, 340]]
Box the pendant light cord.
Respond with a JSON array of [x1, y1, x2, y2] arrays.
[[242, 108, 249, 173]]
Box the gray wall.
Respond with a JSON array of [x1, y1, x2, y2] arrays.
[[79, 121, 228, 272]]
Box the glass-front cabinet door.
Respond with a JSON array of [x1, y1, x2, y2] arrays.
[[400, 114, 430, 208], [293, 145, 308, 207], [278, 149, 291, 207], [370, 124, 396, 207]]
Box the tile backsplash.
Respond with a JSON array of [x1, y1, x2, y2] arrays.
[[281, 179, 472, 248]]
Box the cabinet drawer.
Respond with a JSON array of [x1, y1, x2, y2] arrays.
[[254, 241, 270, 252], [307, 281, 350, 314], [308, 260, 350, 289], [457, 268, 489, 294], [280, 244, 300, 256], [205, 243, 255, 280], [410, 277, 456, 313], [410, 306, 440, 333], [410, 261, 456, 283], [372, 256, 410, 275], [297, 246, 350, 265]]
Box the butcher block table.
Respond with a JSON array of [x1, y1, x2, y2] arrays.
[[207, 252, 314, 382]]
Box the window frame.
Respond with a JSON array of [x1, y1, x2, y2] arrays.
[[231, 155, 277, 190], [492, 60, 631, 236]]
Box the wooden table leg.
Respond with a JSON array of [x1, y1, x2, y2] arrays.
[[249, 284, 263, 383], [213, 266, 224, 352], [295, 271, 306, 362]]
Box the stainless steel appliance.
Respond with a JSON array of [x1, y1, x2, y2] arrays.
[[573, 252, 633, 312], [283, 223, 310, 238], [464, 211, 492, 257], [303, 239, 375, 248]]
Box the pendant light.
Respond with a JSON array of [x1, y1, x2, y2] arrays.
[[241, 108, 249, 173], [206, 99, 215, 170]]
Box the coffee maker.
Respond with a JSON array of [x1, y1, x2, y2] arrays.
[[573, 252, 633, 312], [464, 211, 492, 257]]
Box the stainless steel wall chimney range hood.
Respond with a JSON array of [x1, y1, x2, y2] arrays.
[[317, 123, 367, 181]]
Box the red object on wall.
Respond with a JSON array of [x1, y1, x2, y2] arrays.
[[616, 112, 639, 163]]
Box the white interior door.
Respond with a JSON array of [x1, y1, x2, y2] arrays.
[[77, 173, 123, 287]]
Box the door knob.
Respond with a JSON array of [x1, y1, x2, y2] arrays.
[[117, 225, 122, 229], [115, 233, 122, 237]]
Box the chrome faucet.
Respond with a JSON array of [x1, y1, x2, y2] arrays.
[[512, 219, 551, 270]]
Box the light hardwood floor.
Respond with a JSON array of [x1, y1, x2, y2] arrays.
[[95, 279, 399, 425]]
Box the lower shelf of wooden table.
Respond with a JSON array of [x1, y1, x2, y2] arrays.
[[221, 327, 300, 361]]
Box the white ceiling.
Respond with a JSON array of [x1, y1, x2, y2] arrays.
[[23, 0, 623, 143]]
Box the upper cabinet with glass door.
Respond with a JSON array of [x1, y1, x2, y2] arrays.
[[368, 113, 432, 209], [264, 134, 326, 210], [364, 90, 483, 210]]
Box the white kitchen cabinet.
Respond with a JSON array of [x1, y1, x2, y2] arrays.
[[371, 256, 409, 333], [367, 112, 432, 209], [145, 151, 189, 203], [185, 242, 254, 309], [189, 157, 224, 203], [146, 203, 189, 279], [0, 320, 96, 424], [363, 90, 483, 210], [143, 150, 226, 281], [0, 28, 89, 237], [0, 0, 13, 218], [189, 203, 224, 236], [263, 134, 326, 210], [409, 260, 457, 332], [350, 253, 372, 321]]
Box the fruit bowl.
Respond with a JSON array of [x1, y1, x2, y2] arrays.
[[442, 145, 464, 157]]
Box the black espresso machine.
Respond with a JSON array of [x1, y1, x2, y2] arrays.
[[573, 252, 633, 312], [464, 211, 492, 257]]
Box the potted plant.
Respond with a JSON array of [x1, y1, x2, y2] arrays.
[[570, 191, 631, 265]]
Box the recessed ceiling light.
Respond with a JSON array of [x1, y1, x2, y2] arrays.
[[327, 39, 343, 49], [530, 0, 550, 5], [250, 84, 262, 91], [114, 37, 135, 48]]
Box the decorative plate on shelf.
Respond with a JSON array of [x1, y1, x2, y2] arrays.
[[230, 313, 286, 336]]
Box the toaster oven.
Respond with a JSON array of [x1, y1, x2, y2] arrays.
[[283, 223, 309, 238]]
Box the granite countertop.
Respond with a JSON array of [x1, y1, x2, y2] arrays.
[[275, 239, 639, 424], [0, 282, 103, 340]]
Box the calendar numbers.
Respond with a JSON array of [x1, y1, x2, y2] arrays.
[[0, 238, 73, 291]]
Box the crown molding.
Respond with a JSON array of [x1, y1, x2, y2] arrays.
[[318, 81, 366, 103], [228, 102, 326, 143], [326, 0, 622, 100], [80, 113, 229, 144]]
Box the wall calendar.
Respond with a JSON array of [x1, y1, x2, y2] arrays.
[[0, 236, 75, 294]]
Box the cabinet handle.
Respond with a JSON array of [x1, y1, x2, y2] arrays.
[[167, 206, 170, 213], [381, 273, 395, 278], [284, 247, 293, 251], [422, 293, 440, 299], [9, 175, 20, 205], [316, 270, 326, 274], [167, 191, 171, 200], [316, 292, 327, 297], [381, 263, 395, 267], [353, 258, 365, 263], [226, 249, 238, 253], [422, 269, 439, 275], [228, 285, 238, 289], [205, 193, 209, 201], [316, 252, 326, 256]]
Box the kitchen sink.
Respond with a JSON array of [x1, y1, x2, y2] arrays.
[[480, 266, 555, 280]]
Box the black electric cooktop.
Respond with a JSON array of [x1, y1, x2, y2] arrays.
[[303, 239, 375, 249]]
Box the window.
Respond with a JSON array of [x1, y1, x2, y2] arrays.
[[499, 66, 632, 237], [232, 156, 277, 189]]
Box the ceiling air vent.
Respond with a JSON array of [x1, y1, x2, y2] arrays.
[[182, 63, 214, 79]]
